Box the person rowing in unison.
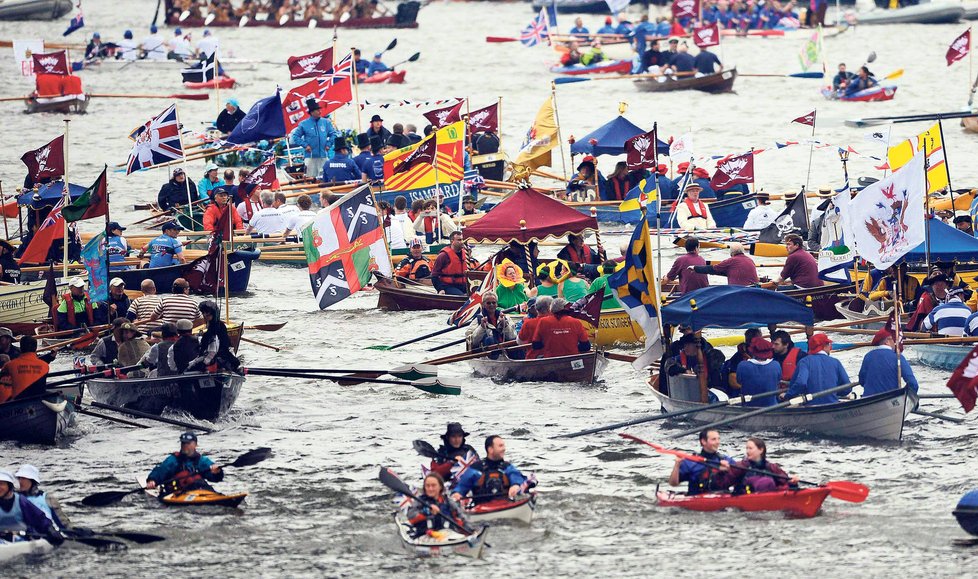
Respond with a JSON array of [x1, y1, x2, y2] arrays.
[[430, 422, 481, 479], [0, 471, 64, 542], [689, 243, 758, 286], [668, 429, 734, 495], [765, 234, 823, 289], [858, 328, 918, 397], [922, 288, 971, 337], [465, 291, 517, 358], [783, 333, 850, 404], [735, 338, 782, 407], [451, 435, 528, 504], [146, 432, 224, 495], [664, 236, 709, 296], [717, 437, 799, 493], [405, 472, 468, 538]]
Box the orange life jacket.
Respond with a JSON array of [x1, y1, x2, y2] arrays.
[[780, 347, 801, 382], [437, 247, 467, 285], [3, 353, 49, 401]]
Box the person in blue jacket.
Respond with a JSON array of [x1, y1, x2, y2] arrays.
[[629, 14, 657, 55], [613, 13, 633, 36], [668, 429, 734, 495], [845, 66, 878, 97], [321, 138, 362, 184], [655, 164, 678, 200], [146, 432, 224, 495], [735, 337, 783, 407], [784, 333, 851, 404], [353, 133, 372, 171], [289, 98, 338, 179], [858, 328, 918, 397], [15, 465, 69, 529], [450, 435, 528, 505], [0, 470, 64, 541], [140, 221, 186, 269], [359, 138, 386, 183], [596, 16, 616, 35], [352, 48, 369, 75], [569, 17, 590, 39], [367, 52, 391, 77], [197, 162, 225, 202], [106, 221, 130, 267]]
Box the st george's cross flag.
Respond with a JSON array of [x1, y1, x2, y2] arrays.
[[303, 186, 392, 309], [288, 47, 334, 79], [946, 28, 971, 67], [21, 135, 65, 182], [125, 104, 184, 174], [710, 151, 754, 190]]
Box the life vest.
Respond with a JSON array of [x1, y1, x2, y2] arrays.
[[173, 335, 199, 373], [691, 451, 725, 494], [23, 492, 53, 520], [683, 198, 709, 220], [0, 495, 26, 531], [61, 292, 94, 328], [396, 257, 431, 280], [608, 176, 629, 200], [780, 347, 801, 381], [3, 353, 48, 400], [474, 460, 511, 498], [107, 235, 129, 263], [437, 247, 468, 285], [564, 244, 593, 265], [99, 337, 119, 365], [155, 341, 177, 376], [679, 351, 707, 380], [167, 452, 205, 491]]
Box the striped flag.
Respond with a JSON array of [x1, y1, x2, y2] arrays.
[[520, 8, 550, 47], [609, 218, 663, 369]]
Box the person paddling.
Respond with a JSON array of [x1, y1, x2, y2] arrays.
[[668, 429, 733, 495], [717, 437, 799, 494], [405, 472, 468, 538], [146, 432, 224, 495], [15, 465, 69, 529], [0, 470, 64, 542], [430, 423, 481, 479], [451, 436, 529, 504]]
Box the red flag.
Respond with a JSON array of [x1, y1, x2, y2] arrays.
[[467, 103, 499, 133], [566, 289, 604, 328], [792, 110, 816, 126], [423, 101, 464, 129], [287, 47, 334, 79], [710, 152, 754, 190], [394, 137, 437, 174], [240, 159, 280, 199], [21, 135, 65, 182], [692, 23, 720, 48], [19, 197, 66, 265], [947, 343, 978, 412], [946, 28, 971, 66], [672, 0, 699, 19], [282, 54, 354, 133], [624, 129, 658, 171], [31, 50, 70, 75]]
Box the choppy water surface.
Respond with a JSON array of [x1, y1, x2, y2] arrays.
[[1, 2, 977, 576]]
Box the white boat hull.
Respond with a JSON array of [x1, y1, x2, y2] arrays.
[[914, 343, 970, 371], [0, 536, 54, 562], [393, 513, 488, 558]]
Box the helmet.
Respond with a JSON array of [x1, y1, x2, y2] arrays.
[[198, 300, 220, 317], [179, 432, 197, 444], [14, 465, 40, 483]]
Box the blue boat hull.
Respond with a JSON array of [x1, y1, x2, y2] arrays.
[[954, 489, 978, 536], [585, 193, 759, 226], [111, 248, 260, 295]]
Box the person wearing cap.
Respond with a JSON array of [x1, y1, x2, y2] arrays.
[[459, 196, 482, 216], [168, 319, 200, 374], [216, 98, 246, 135], [289, 98, 338, 179], [429, 422, 481, 479], [388, 195, 417, 250], [188, 300, 240, 373], [858, 328, 918, 397], [649, 163, 676, 201], [767, 233, 823, 289], [105, 221, 131, 268], [352, 48, 369, 75], [117, 29, 138, 61], [99, 277, 132, 322], [784, 333, 850, 405], [0, 337, 48, 403], [117, 321, 151, 370], [0, 470, 64, 540], [690, 243, 758, 286], [597, 15, 616, 35], [0, 327, 20, 359], [735, 337, 782, 407], [322, 137, 361, 184], [146, 432, 224, 493], [0, 238, 18, 283], [127, 280, 161, 322], [138, 322, 179, 377], [141, 24, 166, 61], [743, 192, 778, 230], [394, 239, 432, 281], [56, 277, 99, 330], [90, 318, 128, 366], [580, 38, 606, 67], [85, 32, 109, 60], [845, 66, 878, 98], [367, 52, 391, 77], [770, 329, 806, 385], [158, 168, 199, 211], [16, 465, 69, 529], [665, 236, 709, 296], [196, 27, 218, 58], [673, 184, 717, 231], [197, 163, 226, 203], [140, 221, 186, 269], [953, 213, 974, 236], [203, 187, 245, 234], [366, 114, 392, 144], [283, 194, 317, 240], [167, 28, 193, 60], [922, 288, 972, 337]]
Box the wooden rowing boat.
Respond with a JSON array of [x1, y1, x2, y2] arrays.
[[468, 351, 608, 383], [109, 248, 260, 295], [24, 93, 89, 114], [0, 395, 75, 444], [833, 299, 891, 329], [913, 342, 970, 371], [375, 276, 468, 311], [86, 371, 244, 422], [633, 68, 737, 94], [168, 0, 421, 29], [0, 280, 67, 335], [781, 283, 848, 322]]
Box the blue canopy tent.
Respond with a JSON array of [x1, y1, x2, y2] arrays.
[[900, 219, 978, 264], [661, 286, 815, 330], [569, 115, 669, 157], [17, 181, 86, 209]]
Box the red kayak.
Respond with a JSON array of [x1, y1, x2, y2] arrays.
[[656, 487, 832, 518], [549, 59, 632, 76], [184, 76, 236, 90], [821, 85, 897, 102], [358, 70, 406, 84]]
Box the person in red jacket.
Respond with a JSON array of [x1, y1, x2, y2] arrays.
[[202, 188, 244, 234], [717, 437, 799, 493], [518, 296, 553, 357], [531, 298, 591, 358]]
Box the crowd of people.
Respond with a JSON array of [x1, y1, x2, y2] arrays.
[[168, 0, 389, 25], [83, 26, 220, 63]]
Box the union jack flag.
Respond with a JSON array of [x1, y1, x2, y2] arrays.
[[449, 450, 479, 482], [125, 104, 184, 175], [463, 168, 485, 194], [282, 53, 354, 133], [520, 8, 550, 47]]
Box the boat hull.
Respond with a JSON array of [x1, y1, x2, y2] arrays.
[[375, 277, 468, 311], [86, 372, 244, 421], [634, 69, 737, 94], [393, 513, 488, 558], [781, 283, 847, 322], [0, 0, 72, 20], [468, 352, 607, 383], [0, 281, 66, 334], [0, 536, 54, 563], [184, 76, 236, 90], [913, 343, 969, 371], [358, 70, 406, 84], [656, 487, 831, 518], [0, 396, 74, 444], [110, 248, 260, 295], [462, 494, 536, 524], [854, 3, 964, 25], [821, 85, 897, 102], [168, 0, 420, 29], [954, 489, 978, 536], [550, 59, 632, 76], [589, 308, 645, 346], [25, 94, 89, 114], [649, 193, 758, 228]]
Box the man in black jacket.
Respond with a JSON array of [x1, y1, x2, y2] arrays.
[[157, 168, 198, 210]]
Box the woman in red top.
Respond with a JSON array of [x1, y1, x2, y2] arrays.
[[531, 298, 591, 358]]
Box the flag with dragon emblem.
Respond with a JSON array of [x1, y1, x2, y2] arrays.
[[423, 101, 463, 129], [710, 151, 754, 190], [303, 186, 392, 310], [288, 47, 334, 79], [467, 102, 498, 133], [624, 129, 657, 171], [846, 149, 926, 270]]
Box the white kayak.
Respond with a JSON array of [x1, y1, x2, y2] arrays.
[[461, 494, 537, 524], [392, 512, 488, 558], [0, 535, 54, 563]]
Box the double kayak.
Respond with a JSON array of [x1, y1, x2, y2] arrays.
[[821, 85, 897, 102], [140, 477, 248, 508], [461, 493, 537, 524], [358, 70, 406, 84], [184, 76, 237, 90], [0, 534, 54, 563], [549, 59, 632, 76], [392, 512, 488, 558], [656, 487, 832, 518]]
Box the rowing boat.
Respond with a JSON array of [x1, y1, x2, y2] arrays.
[[781, 283, 848, 322], [0, 280, 67, 335], [852, 2, 965, 25], [913, 342, 969, 371], [86, 372, 244, 422], [358, 70, 406, 84], [392, 512, 488, 558], [588, 308, 644, 346], [109, 248, 261, 295], [0, 534, 54, 563], [633, 68, 737, 94], [833, 299, 890, 329], [0, 395, 75, 445], [549, 59, 632, 76], [954, 489, 978, 536], [650, 193, 758, 228], [821, 85, 897, 102], [167, 0, 421, 29], [24, 93, 89, 114], [650, 373, 916, 441], [184, 76, 236, 90], [655, 487, 832, 518], [0, 0, 72, 20], [375, 276, 468, 311], [468, 351, 608, 384], [140, 478, 248, 508], [461, 494, 536, 524]]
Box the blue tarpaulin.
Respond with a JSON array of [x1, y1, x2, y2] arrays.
[[661, 286, 814, 330], [901, 219, 978, 264], [569, 116, 669, 157], [17, 181, 86, 209]]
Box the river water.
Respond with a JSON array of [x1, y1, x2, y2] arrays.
[[1, 1, 977, 577]]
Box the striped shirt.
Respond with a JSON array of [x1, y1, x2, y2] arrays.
[[966, 311, 978, 337], [127, 295, 163, 322], [922, 300, 972, 336], [153, 294, 200, 324]]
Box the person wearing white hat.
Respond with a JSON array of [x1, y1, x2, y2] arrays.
[[16, 465, 69, 529], [101, 278, 131, 322], [197, 163, 226, 203], [0, 470, 63, 539], [56, 277, 100, 330], [674, 184, 717, 231], [0, 327, 20, 359]]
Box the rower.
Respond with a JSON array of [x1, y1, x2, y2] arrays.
[[721, 328, 761, 395], [85, 32, 109, 60], [431, 422, 481, 479], [767, 233, 824, 288], [127, 280, 161, 322], [0, 337, 49, 403], [832, 63, 855, 91], [693, 46, 722, 76], [117, 30, 138, 61], [630, 14, 656, 55], [56, 277, 100, 330], [668, 429, 733, 495], [139, 322, 179, 377], [117, 321, 150, 370], [667, 41, 695, 75], [784, 333, 850, 404], [289, 98, 338, 179], [954, 213, 974, 236], [689, 243, 758, 286], [196, 28, 219, 58], [168, 28, 193, 60], [640, 39, 668, 74], [216, 98, 245, 135], [674, 184, 716, 231], [322, 137, 361, 184], [246, 191, 286, 236], [395, 239, 432, 281], [406, 472, 467, 538], [519, 296, 552, 354], [15, 465, 69, 529], [560, 40, 582, 66], [580, 39, 605, 66], [168, 319, 199, 374], [556, 234, 605, 273], [102, 277, 131, 321], [0, 470, 64, 541], [140, 221, 187, 269], [150, 278, 201, 325], [735, 338, 782, 407], [360, 138, 386, 183], [451, 435, 529, 504], [743, 192, 778, 230], [106, 221, 130, 268], [588, 261, 622, 309], [0, 328, 20, 359], [141, 25, 167, 61], [431, 231, 470, 296], [204, 188, 245, 234], [146, 432, 224, 495], [282, 195, 316, 240], [665, 333, 709, 380], [665, 236, 710, 295], [367, 52, 391, 77], [845, 66, 878, 97], [465, 291, 517, 357], [922, 288, 971, 337], [352, 48, 369, 75], [596, 16, 616, 35], [389, 196, 417, 250], [858, 328, 918, 397], [771, 330, 806, 385], [907, 270, 950, 331], [90, 318, 127, 366], [236, 185, 263, 225], [189, 301, 240, 373], [531, 298, 591, 358], [495, 261, 529, 309], [718, 437, 799, 494], [157, 168, 198, 211], [569, 16, 590, 39]]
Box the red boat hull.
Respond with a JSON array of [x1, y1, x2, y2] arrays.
[[358, 70, 406, 84], [549, 59, 632, 76], [184, 76, 236, 90], [656, 487, 832, 518]]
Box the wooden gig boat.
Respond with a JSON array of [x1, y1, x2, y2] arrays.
[[25, 93, 89, 114], [468, 351, 608, 384], [634, 68, 737, 94], [781, 283, 848, 322], [0, 280, 67, 335], [913, 342, 970, 371], [166, 0, 421, 29], [0, 395, 76, 444], [375, 276, 467, 311], [111, 248, 260, 295], [86, 371, 244, 422]]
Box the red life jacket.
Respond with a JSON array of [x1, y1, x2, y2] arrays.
[[170, 452, 204, 491], [61, 291, 94, 328], [609, 176, 629, 200], [564, 244, 593, 264], [396, 257, 431, 280], [679, 351, 708, 380], [683, 198, 709, 219], [437, 247, 467, 285], [780, 347, 801, 381]]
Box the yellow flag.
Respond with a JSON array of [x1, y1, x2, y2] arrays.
[[514, 96, 559, 170], [887, 122, 948, 193]]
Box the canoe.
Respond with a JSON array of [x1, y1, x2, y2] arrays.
[[184, 76, 236, 90], [167, 0, 420, 29], [655, 487, 832, 518], [954, 489, 978, 536], [634, 68, 737, 94], [110, 248, 260, 295], [0, 396, 75, 445], [375, 276, 468, 311], [392, 512, 488, 558], [0, 535, 54, 563], [461, 494, 536, 524], [0, 0, 71, 20], [550, 59, 632, 76], [86, 372, 244, 422], [852, 3, 964, 25], [821, 85, 897, 102], [358, 70, 407, 84], [468, 351, 608, 383], [650, 373, 916, 441], [140, 478, 248, 508], [24, 94, 89, 114], [913, 343, 970, 371]]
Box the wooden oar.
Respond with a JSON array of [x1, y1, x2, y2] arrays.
[[245, 368, 460, 395], [740, 72, 823, 79], [554, 71, 696, 85], [76, 407, 149, 429], [80, 447, 273, 507], [247, 364, 436, 381], [367, 324, 464, 351], [785, 315, 890, 336], [378, 467, 476, 535], [620, 434, 870, 503], [89, 93, 210, 100], [70, 528, 166, 544], [423, 340, 527, 365], [240, 336, 285, 352], [85, 401, 214, 432], [426, 337, 467, 352]]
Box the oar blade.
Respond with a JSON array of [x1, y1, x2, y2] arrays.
[[169, 93, 211, 100], [407, 52, 420, 63], [412, 439, 439, 459], [390, 363, 437, 381], [378, 466, 413, 497], [789, 71, 824, 79], [227, 447, 273, 468], [103, 531, 167, 544], [553, 76, 590, 85], [386, 38, 398, 51], [825, 481, 870, 503], [411, 377, 461, 396], [365, 345, 392, 351], [70, 536, 129, 550], [81, 488, 141, 507]]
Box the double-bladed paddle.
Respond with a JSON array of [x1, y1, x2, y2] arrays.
[[412, 439, 453, 461], [80, 447, 273, 507], [619, 433, 870, 503], [68, 527, 166, 544], [390, 52, 420, 70], [378, 467, 477, 535]]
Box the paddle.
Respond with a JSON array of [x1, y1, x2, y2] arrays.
[[413, 439, 453, 461], [740, 72, 824, 79], [619, 434, 870, 503], [378, 467, 476, 535], [243, 322, 288, 332], [69, 528, 166, 544], [673, 382, 860, 438], [85, 401, 214, 432], [246, 364, 436, 381], [77, 407, 149, 429], [240, 335, 285, 352], [845, 110, 978, 128], [485, 36, 519, 43], [382, 38, 398, 54], [89, 93, 210, 100], [245, 369, 460, 395], [423, 340, 530, 366], [81, 447, 273, 507], [911, 409, 964, 423], [554, 71, 696, 85], [427, 337, 467, 352], [390, 52, 420, 70]]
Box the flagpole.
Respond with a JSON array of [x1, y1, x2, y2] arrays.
[[882, 127, 891, 178], [804, 110, 816, 193], [550, 81, 568, 180], [214, 50, 221, 123], [0, 181, 8, 241], [462, 97, 470, 216], [937, 119, 955, 208], [62, 118, 70, 279], [103, 165, 111, 291], [433, 145, 442, 243], [924, 138, 932, 270], [895, 265, 908, 426], [224, 197, 231, 325], [497, 95, 503, 150], [351, 46, 363, 135], [653, 123, 662, 279], [749, 147, 756, 193], [174, 105, 198, 228]]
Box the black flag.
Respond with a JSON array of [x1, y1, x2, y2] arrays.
[[757, 192, 808, 244]]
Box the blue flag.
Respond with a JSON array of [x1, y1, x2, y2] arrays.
[[227, 91, 287, 145], [81, 232, 108, 303], [63, 12, 85, 37], [608, 219, 663, 369]]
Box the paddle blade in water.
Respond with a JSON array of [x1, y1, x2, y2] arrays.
[[239, 15, 249, 27], [81, 488, 142, 507], [825, 481, 870, 503], [103, 531, 167, 544], [308, 18, 317, 29], [70, 536, 129, 550], [390, 364, 437, 381], [411, 377, 461, 396], [279, 14, 289, 25], [412, 439, 439, 459], [365, 345, 391, 351], [227, 447, 273, 468], [179, 9, 190, 21]]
